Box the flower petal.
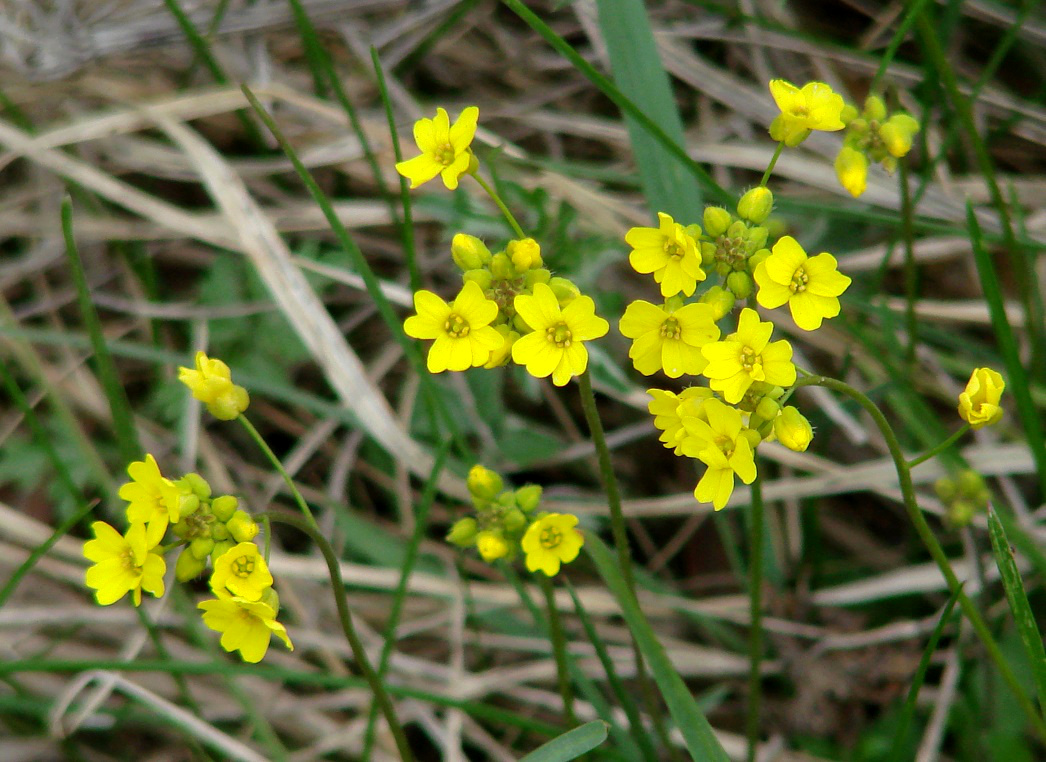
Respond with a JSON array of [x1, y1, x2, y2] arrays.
[[449, 106, 479, 152]]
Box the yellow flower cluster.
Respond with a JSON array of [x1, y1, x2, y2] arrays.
[[178, 351, 250, 420], [447, 465, 583, 576], [835, 95, 920, 197], [83, 454, 292, 663]]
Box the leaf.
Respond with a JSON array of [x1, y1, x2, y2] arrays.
[[519, 720, 609, 762]]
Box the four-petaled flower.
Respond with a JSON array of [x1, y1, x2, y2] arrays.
[[404, 281, 504, 373], [958, 368, 1005, 429], [84, 521, 166, 606], [522, 513, 584, 576], [210, 542, 273, 601], [648, 387, 715, 455], [178, 351, 250, 420], [395, 106, 479, 190], [679, 399, 758, 510], [701, 308, 796, 403], [625, 213, 706, 297], [769, 80, 845, 147], [198, 596, 293, 663], [512, 283, 610, 386], [754, 236, 851, 331], [120, 454, 184, 546], [619, 300, 721, 378]]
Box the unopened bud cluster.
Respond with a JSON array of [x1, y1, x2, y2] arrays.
[[836, 95, 920, 197], [447, 465, 544, 562], [935, 469, 991, 528]]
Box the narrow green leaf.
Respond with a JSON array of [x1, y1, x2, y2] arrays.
[[519, 720, 609, 762], [595, 0, 701, 219], [987, 508, 1046, 717], [586, 535, 731, 762]]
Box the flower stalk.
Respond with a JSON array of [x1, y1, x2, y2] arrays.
[[746, 470, 764, 762]]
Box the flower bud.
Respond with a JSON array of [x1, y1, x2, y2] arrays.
[[211, 495, 238, 522], [190, 537, 216, 560], [740, 429, 762, 450], [880, 114, 919, 158], [947, 500, 975, 528], [699, 241, 717, 268], [748, 248, 770, 269], [180, 472, 212, 500], [484, 325, 518, 369], [208, 386, 250, 421], [864, 95, 887, 122], [210, 540, 235, 563], [548, 277, 580, 306], [957, 469, 986, 498], [684, 223, 703, 239], [754, 396, 782, 423], [958, 367, 1005, 429], [475, 531, 510, 562], [934, 477, 957, 503], [835, 146, 868, 198], [515, 484, 543, 512], [512, 313, 531, 334], [211, 522, 230, 541], [508, 238, 543, 271], [178, 493, 200, 518], [737, 187, 774, 224], [451, 233, 492, 271], [699, 286, 735, 321], [663, 295, 685, 312], [446, 517, 478, 548], [703, 207, 732, 237], [524, 268, 552, 287], [774, 406, 814, 452], [490, 252, 514, 280], [745, 226, 768, 251], [463, 268, 493, 290], [840, 103, 859, 125], [259, 587, 281, 613], [467, 152, 480, 175], [175, 549, 207, 582], [467, 465, 504, 501], [227, 510, 259, 543], [727, 220, 747, 239], [503, 508, 527, 532], [726, 271, 753, 300]]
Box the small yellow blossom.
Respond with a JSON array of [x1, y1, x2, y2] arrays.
[[701, 308, 796, 404], [679, 399, 758, 510], [768, 80, 846, 146], [512, 283, 609, 386], [880, 114, 921, 158], [404, 281, 504, 373], [84, 522, 166, 606], [483, 325, 518, 369], [521, 513, 584, 576], [120, 454, 183, 546], [835, 146, 868, 198], [476, 530, 510, 562], [395, 106, 479, 190], [648, 387, 714, 454], [774, 406, 814, 452], [958, 368, 1005, 428], [198, 596, 293, 663], [619, 300, 720, 378], [210, 542, 273, 602], [625, 213, 706, 297], [178, 351, 250, 420], [753, 236, 851, 331]]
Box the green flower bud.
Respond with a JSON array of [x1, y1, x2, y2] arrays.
[[715, 261, 732, 277], [211, 522, 230, 541], [947, 500, 975, 528], [211, 495, 238, 522], [754, 396, 782, 423], [463, 268, 493, 290], [514, 484, 543, 512], [699, 286, 735, 321], [548, 277, 580, 306], [956, 470, 986, 498], [864, 95, 887, 122], [727, 220, 747, 239], [737, 187, 774, 224], [467, 465, 504, 501], [726, 271, 753, 300], [451, 233, 492, 271], [210, 540, 235, 564], [746, 226, 769, 251], [171, 519, 190, 539], [227, 510, 259, 543], [684, 223, 703, 239], [699, 241, 717, 268], [467, 152, 480, 175], [840, 103, 859, 125], [178, 493, 200, 518], [740, 429, 762, 450], [748, 248, 770, 269], [446, 517, 478, 548], [703, 206, 732, 237], [663, 295, 685, 312], [512, 313, 531, 334], [180, 472, 212, 500], [175, 549, 207, 582], [934, 477, 957, 503], [490, 252, 514, 280], [774, 407, 814, 452], [503, 508, 527, 532], [525, 268, 552, 287], [880, 114, 919, 158], [190, 537, 215, 561], [508, 238, 543, 271]]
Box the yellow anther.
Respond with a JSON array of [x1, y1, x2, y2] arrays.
[[790, 267, 809, 294], [539, 526, 563, 549], [660, 317, 682, 340], [546, 323, 573, 347], [443, 313, 471, 338]]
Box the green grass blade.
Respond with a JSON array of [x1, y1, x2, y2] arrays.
[[987, 507, 1046, 717], [586, 534, 730, 762], [595, 0, 702, 219], [61, 197, 141, 465], [519, 720, 609, 762]]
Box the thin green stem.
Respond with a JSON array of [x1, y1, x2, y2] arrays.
[[793, 376, 1046, 740], [746, 471, 764, 762], [540, 575, 578, 727], [868, 0, 935, 94], [908, 424, 970, 469], [899, 161, 918, 367], [237, 414, 318, 531], [759, 142, 785, 187], [259, 511, 415, 762], [471, 173, 526, 238]]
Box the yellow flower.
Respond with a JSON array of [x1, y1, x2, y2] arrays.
[[625, 212, 706, 297], [84, 522, 166, 606], [512, 283, 610, 386], [476, 530, 510, 562], [679, 399, 758, 510], [774, 406, 814, 452], [404, 281, 504, 373], [210, 542, 273, 601], [701, 308, 796, 403], [178, 351, 250, 420], [835, 146, 868, 198], [958, 368, 1005, 428], [619, 300, 720, 378], [768, 80, 846, 147], [521, 513, 584, 576], [198, 596, 293, 663], [753, 236, 851, 331], [880, 114, 920, 158], [120, 454, 183, 546], [395, 106, 479, 190], [648, 387, 714, 454]]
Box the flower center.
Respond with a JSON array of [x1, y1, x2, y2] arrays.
[[714, 434, 735, 458], [740, 346, 762, 375], [660, 317, 681, 340], [436, 142, 456, 166], [546, 322, 572, 348], [539, 526, 563, 549], [232, 555, 255, 579], [120, 547, 138, 571], [791, 104, 809, 118], [444, 313, 471, 338], [663, 239, 685, 260], [790, 267, 809, 293]]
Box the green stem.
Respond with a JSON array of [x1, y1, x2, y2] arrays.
[[238, 414, 318, 532], [746, 471, 764, 762], [907, 424, 970, 469], [540, 574, 578, 727], [259, 511, 415, 762], [793, 376, 1046, 740], [471, 173, 526, 238], [899, 161, 918, 367], [758, 142, 785, 187]]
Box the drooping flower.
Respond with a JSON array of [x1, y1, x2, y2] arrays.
[[619, 300, 721, 378], [404, 281, 504, 373], [958, 368, 1005, 428], [753, 236, 851, 331], [521, 513, 584, 576], [395, 106, 479, 190], [648, 387, 714, 455], [210, 542, 273, 602], [768, 80, 846, 146], [679, 399, 758, 510], [774, 406, 814, 452], [120, 454, 184, 546], [625, 213, 706, 297], [512, 283, 609, 386], [84, 522, 166, 606], [198, 596, 293, 663], [178, 351, 250, 420], [835, 146, 868, 198], [701, 308, 796, 403]]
